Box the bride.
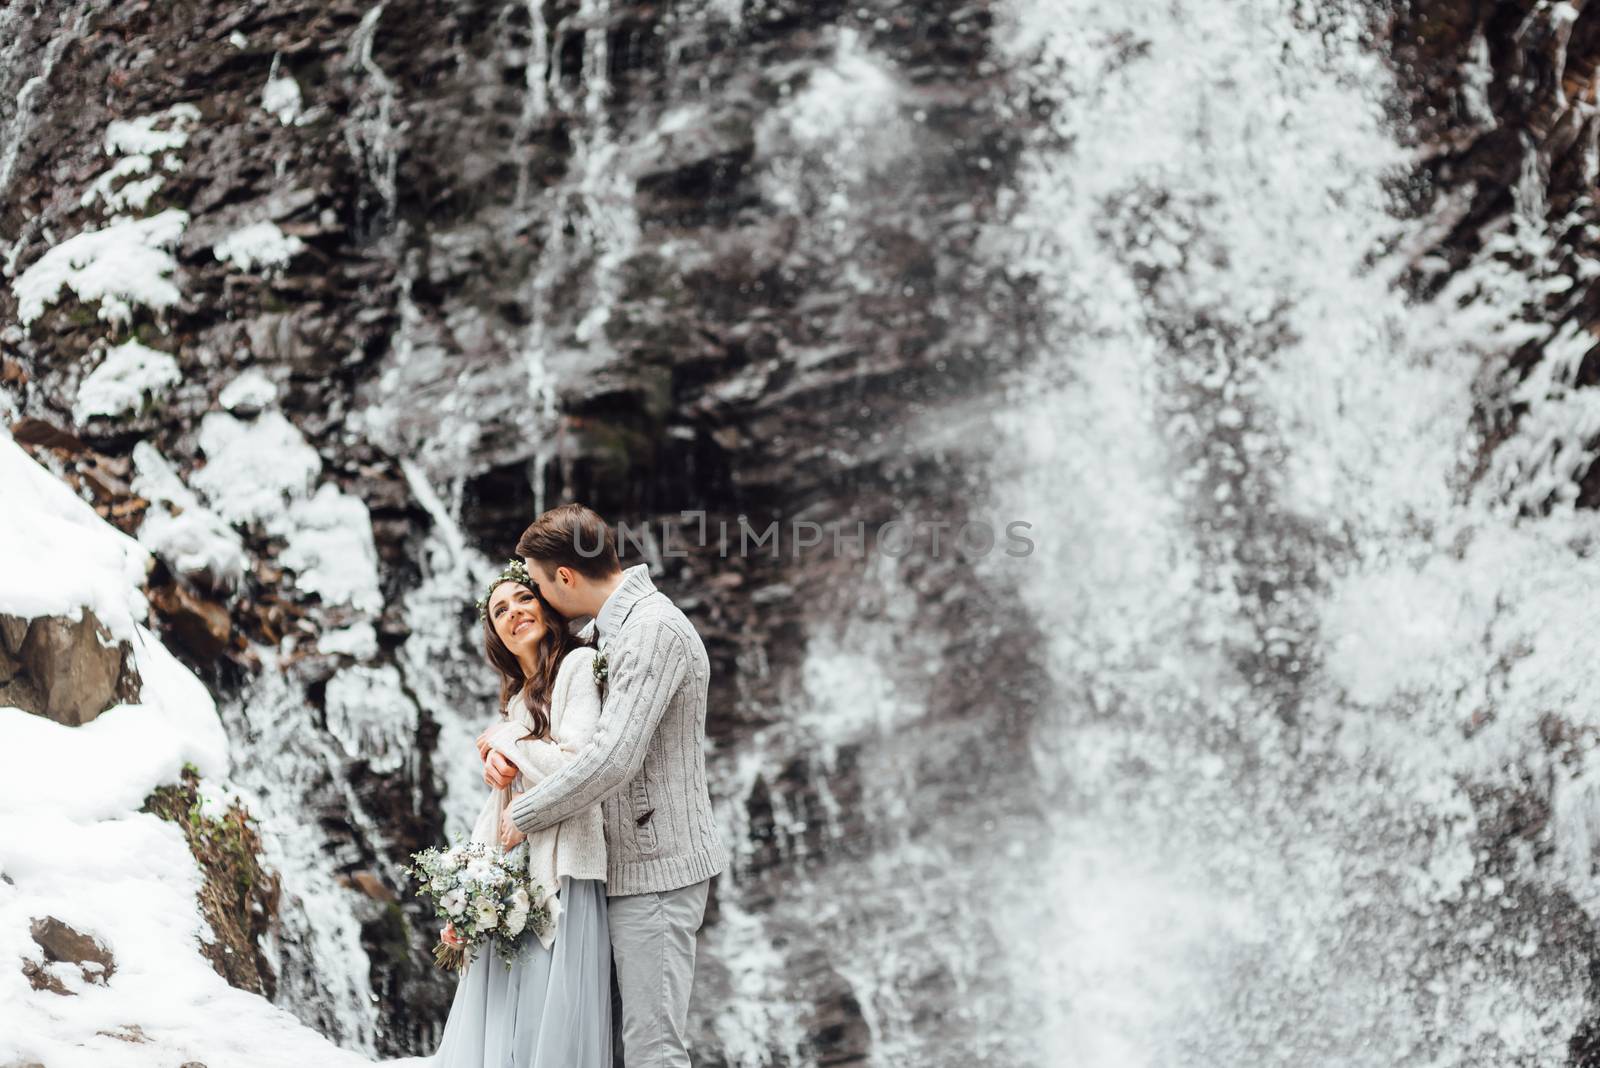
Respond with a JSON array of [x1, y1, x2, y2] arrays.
[[430, 560, 612, 1067]]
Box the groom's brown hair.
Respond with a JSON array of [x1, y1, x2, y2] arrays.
[[516, 503, 621, 579]]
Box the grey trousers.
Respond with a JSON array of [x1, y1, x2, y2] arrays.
[[606, 879, 711, 1068]]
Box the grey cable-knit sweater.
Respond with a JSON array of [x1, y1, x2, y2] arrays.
[[508, 565, 728, 895]]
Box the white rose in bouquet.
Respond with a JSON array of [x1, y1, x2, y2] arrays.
[[475, 898, 500, 930], [440, 889, 467, 918], [505, 887, 532, 936]]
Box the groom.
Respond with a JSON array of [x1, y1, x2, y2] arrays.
[[499, 503, 728, 1067]]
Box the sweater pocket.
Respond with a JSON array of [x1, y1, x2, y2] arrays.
[[629, 778, 659, 856]]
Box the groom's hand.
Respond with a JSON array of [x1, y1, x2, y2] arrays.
[[483, 751, 517, 789], [499, 798, 526, 849]]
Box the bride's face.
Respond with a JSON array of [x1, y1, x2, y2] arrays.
[[488, 582, 547, 657]]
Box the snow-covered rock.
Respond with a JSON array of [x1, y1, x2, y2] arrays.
[[0, 434, 149, 637], [0, 427, 374, 1067], [192, 410, 321, 524], [13, 209, 188, 328], [271, 483, 384, 614], [102, 103, 200, 156], [263, 64, 303, 126], [213, 220, 305, 273], [131, 442, 247, 590], [73, 339, 181, 422], [219, 368, 279, 414], [319, 621, 379, 659]]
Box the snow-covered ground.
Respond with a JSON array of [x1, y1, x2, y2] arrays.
[[0, 432, 375, 1068]]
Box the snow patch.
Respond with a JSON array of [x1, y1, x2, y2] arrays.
[[269, 483, 383, 614], [130, 442, 247, 590], [219, 367, 278, 412], [0, 431, 149, 637], [73, 339, 180, 422], [13, 209, 188, 327], [213, 221, 305, 273], [191, 411, 321, 524], [102, 103, 199, 156], [190, 411, 380, 614], [319, 621, 378, 659], [262, 63, 303, 125], [78, 154, 164, 214], [0, 642, 225, 821]]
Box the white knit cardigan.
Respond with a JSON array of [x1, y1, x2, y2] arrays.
[[469, 645, 607, 948]]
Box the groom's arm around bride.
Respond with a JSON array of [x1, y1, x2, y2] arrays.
[[506, 503, 728, 1068]]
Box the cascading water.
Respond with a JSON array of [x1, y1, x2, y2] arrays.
[[699, 1, 1600, 1065], [959, 0, 1593, 1064]]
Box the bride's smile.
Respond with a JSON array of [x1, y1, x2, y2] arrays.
[[489, 584, 548, 662]]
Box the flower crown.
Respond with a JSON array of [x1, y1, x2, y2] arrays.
[[476, 558, 535, 620]]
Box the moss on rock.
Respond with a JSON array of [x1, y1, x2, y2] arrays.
[[143, 764, 279, 998]]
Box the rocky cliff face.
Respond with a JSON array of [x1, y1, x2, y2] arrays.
[[7, 0, 1600, 1063]]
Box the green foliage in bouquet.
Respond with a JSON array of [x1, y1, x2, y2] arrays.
[[407, 841, 551, 971]]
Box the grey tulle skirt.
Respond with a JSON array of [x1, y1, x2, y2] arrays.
[[431, 877, 612, 1068]]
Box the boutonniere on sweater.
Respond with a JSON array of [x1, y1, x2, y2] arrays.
[[592, 650, 608, 696]]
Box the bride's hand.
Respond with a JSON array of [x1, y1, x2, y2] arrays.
[[483, 751, 517, 789], [441, 923, 463, 947], [474, 730, 493, 761], [499, 803, 526, 850]]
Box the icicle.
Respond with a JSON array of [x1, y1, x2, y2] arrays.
[[345, 2, 401, 224], [580, 0, 611, 119], [514, 0, 551, 209], [401, 458, 469, 571], [1549, 1, 1581, 110], [1512, 130, 1549, 234], [525, 0, 550, 121], [1461, 29, 1497, 129]]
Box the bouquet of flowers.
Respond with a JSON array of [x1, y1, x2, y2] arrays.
[[407, 841, 551, 970]]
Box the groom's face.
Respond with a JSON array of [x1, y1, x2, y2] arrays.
[[525, 558, 582, 618]]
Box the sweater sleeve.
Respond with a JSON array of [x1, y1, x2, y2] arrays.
[[487, 649, 602, 785], [509, 617, 689, 835]]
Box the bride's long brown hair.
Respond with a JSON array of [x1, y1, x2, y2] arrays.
[[482, 580, 586, 739]]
